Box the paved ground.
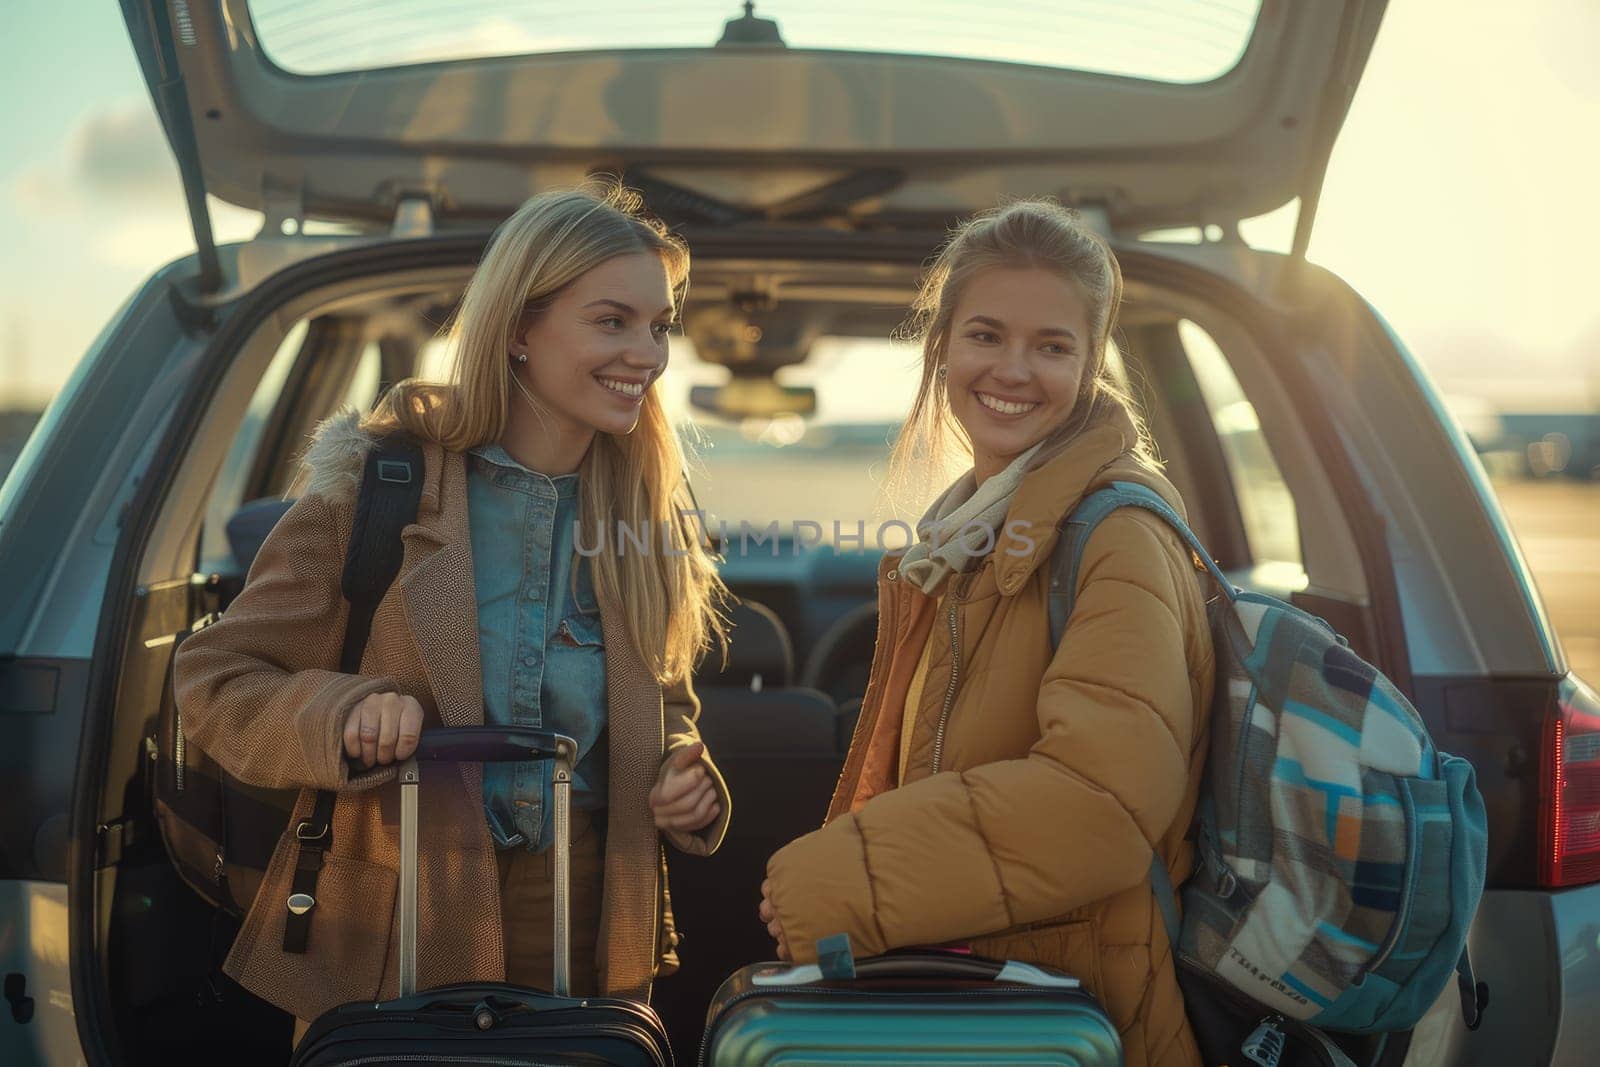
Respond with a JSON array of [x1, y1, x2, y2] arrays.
[[1492, 479, 1600, 682]]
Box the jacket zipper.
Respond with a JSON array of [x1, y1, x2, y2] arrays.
[[929, 582, 967, 776]]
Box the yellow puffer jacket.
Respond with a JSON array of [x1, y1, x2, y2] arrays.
[[766, 404, 1216, 1066]]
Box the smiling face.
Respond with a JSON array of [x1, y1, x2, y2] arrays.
[[943, 265, 1092, 483], [508, 251, 676, 454]]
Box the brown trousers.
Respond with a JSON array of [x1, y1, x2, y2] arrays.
[[293, 810, 606, 1047], [496, 808, 605, 993]]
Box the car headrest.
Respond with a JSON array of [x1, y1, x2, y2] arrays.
[[226, 497, 296, 574], [698, 599, 794, 691]]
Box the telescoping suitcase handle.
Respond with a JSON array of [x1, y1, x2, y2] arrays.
[[413, 727, 578, 766], [396, 727, 579, 999]]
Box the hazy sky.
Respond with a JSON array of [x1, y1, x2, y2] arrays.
[[0, 1, 1596, 409]]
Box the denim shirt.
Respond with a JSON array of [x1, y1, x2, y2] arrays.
[[467, 444, 608, 853]]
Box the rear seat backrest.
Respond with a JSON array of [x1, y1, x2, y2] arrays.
[[695, 600, 794, 691], [658, 600, 841, 1061], [225, 497, 296, 576]]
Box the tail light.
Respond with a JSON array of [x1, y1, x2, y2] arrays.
[[1539, 675, 1600, 887]]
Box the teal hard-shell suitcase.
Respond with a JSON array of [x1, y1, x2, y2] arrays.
[[701, 950, 1122, 1066]]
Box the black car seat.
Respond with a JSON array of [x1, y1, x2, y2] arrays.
[[656, 600, 840, 1061], [694, 600, 795, 690]]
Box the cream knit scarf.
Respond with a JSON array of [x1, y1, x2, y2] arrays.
[[895, 440, 1047, 594]]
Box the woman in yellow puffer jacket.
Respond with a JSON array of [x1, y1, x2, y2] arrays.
[[759, 199, 1216, 1066]]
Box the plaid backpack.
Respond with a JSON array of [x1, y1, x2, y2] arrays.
[[1048, 482, 1489, 1055]]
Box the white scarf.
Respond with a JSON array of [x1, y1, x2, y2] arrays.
[[895, 440, 1047, 594]]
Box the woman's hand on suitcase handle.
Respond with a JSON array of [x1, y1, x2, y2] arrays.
[[343, 691, 425, 768], [759, 878, 791, 961], [651, 742, 722, 832]]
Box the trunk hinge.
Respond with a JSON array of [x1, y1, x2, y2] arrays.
[[120, 0, 222, 295], [259, 177, 306, 238]]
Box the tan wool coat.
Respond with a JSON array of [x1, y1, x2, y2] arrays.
[[174, 412, 730, 1023], [765, 404, 1216, 1066]]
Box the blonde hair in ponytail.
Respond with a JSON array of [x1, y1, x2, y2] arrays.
[[364, 179, 727, 684], [887, 198, 1160, 508]]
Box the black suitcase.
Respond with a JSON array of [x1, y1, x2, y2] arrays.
[[290, 726, 673, 1066]]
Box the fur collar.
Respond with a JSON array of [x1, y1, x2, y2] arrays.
[[295, 407, 377, 503]]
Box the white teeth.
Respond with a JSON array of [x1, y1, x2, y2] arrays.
[[977, 392, 1038, 416], [598, 377, 644, 398]]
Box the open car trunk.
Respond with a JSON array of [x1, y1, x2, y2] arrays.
[[123, 0, 1387, 277], [75, 3, 1419, 1062], [81, 221, 1420, 1062]]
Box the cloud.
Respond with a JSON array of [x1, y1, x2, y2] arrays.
[[8, 96, 261, 268], [11, 97, 181, 215], [90, 197, 262, 268], [71, 101, 180, 200]]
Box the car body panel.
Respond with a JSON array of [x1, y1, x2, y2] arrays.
[[1138, 241, 1564, 677], [0, 881, 77, 1066], [0, 260, 211, 894], [1407, 884, 1600, 1066], [1361, 305, 1565, 676], [0, 260, 208, 659], [124, 0, 1386, 232], [0, 658, 88, 884]]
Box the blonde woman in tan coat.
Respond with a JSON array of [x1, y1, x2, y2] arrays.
[[760, 201, 1216, 1066], [175, 183, 731, 1033]]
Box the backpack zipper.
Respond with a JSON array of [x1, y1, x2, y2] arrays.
[[173, 704, 185, 793], [327, 1018, 667, 1066], [171, 612, 218, 795]]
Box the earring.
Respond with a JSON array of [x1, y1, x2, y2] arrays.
[[512, 352, 528, 364], [936, 364, 948, 380]]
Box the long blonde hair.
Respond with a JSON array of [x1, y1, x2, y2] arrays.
[[887, 198, 1160, 507], [365, 180, 727, 684]]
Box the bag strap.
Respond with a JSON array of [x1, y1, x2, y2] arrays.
[[1457, 947, 1488, 1030], [284, 432, 424, 954], [1046, 481, 1227, 959], [1148, 846, 1183, 950], [1047, 480, 1232, 647]]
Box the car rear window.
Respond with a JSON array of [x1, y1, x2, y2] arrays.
[[247, 0, 1262, 84]]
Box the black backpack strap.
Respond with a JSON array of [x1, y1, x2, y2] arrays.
[[284, 432, 424, 954]]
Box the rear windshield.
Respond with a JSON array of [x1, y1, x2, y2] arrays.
[[248, 1, 1262, 84]]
